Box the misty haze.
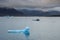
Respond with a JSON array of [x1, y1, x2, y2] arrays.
[[0, 0, 60, 40]]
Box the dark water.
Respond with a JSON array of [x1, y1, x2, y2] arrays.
[[0, 17, 60, 40]]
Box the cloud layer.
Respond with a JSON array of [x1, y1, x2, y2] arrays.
[[0, 0, 60, 8]]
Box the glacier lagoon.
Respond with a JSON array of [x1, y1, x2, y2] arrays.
[[0, 17, 60, 40]]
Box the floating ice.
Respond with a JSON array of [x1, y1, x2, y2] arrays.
[[8, 27, 30, 40]]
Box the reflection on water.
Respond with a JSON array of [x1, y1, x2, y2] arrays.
[[0, 17, 60, 40]]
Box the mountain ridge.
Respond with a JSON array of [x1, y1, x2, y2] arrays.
[[0, 7, 60, 16]]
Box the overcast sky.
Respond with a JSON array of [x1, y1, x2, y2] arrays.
[[0, 0, 60, 9]]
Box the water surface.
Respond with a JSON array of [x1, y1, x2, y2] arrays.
[[0, 17, 60, 40]]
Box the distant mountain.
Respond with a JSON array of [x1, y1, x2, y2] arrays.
[[20, 9, 60, 16], [0, 7, 24, 16], [45, 11, 60, 16], [20, 9, 44, 16], [0, 7, 60, 16]]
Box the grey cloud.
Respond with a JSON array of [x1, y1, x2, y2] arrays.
[[0, 0, 60, 8], [0, 0, 6, 2], [0, 0, 5, 1]]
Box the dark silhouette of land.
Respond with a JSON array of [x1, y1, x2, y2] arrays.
[[0, 7, 24, 16], [0, 7, 60, 16]]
